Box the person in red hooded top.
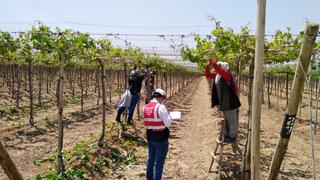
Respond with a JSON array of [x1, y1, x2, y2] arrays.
[[208, 58, 241, 142], [205, 63, 217, 79], [205, 62, 220, 115]]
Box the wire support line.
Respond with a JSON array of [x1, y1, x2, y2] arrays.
[[298, 60, 317, 180], [142, 52, 181, 56], [0, 21, 214, 29], [5, 31, 320, 38], [3, 21, 320, 36]]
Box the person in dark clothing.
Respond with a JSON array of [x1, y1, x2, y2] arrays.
[[208, 58, 241, 142], [145, 68, 156, 104], [115, 69, 145, 124], [205, 63, 221, 116]]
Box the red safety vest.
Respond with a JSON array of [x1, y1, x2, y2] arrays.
[[143, 102, 166, 130]]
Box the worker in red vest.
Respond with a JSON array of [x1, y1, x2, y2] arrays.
[[143, 88, 172, 180]]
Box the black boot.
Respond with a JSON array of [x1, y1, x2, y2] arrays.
[[127, 120, 133, 125]]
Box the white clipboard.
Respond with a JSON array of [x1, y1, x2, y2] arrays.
[[169, 111, 181, 120]]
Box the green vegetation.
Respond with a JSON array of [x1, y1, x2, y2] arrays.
[[181, 18, 320, 75], [0, 23, 196, 73], [34, 130, 145, 179]]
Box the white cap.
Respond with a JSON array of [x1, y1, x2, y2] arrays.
[[217, 61, 230, 71], [130, 70, 140, 76], [152, 88, 166, 98], [223, 62, 230, 70], [217, 61, 224, 66]]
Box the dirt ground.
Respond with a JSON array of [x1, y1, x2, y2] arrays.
[[1, 76, 320, 179], [0, 94, 120, 179], [126, 76, 320, 180]]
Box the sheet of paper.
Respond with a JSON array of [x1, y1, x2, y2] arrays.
[[170, 111, 181, 120]]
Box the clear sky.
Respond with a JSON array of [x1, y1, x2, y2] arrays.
[[1, 0, 319, 63]]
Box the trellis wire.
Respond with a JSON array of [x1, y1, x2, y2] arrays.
[[316, 79, 320, 134], [299, 60, 317, 180]]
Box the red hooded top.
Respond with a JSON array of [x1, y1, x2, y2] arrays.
[[209, 59, 238, 93]]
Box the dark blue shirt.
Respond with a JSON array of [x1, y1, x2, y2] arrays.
[[128, 75, 145, 95]]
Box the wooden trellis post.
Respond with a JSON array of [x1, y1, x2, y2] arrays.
[[251, 0, 266, 179], [0, 140, 23, 180], [57, 51, 65, 173], [267, 22, 319, 180], [98, 57, 107, 147], [243, 56, 254, 180], [286, 72, 289, 108]]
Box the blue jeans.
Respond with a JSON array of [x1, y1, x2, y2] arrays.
[[146, 140, 169, 180], [116, 94, 140, 123]]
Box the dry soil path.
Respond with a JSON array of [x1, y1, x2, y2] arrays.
[[164, 77, 219, 179]]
